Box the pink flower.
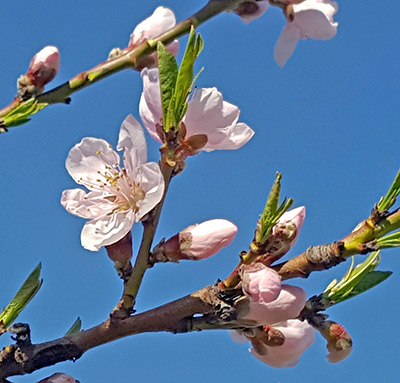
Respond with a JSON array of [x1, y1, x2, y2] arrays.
[[274, 206, 306, 246], [233, 1, 269, 24], [27, 45, 60, 88], [139, 68, 254, 152], [37, 373, 80, 383], [129, 6, 178, 62], [274, 0, 338, 67], [61, 115, 164, 251], [249, 319, 316, 368], [152, 219, 238, 262]]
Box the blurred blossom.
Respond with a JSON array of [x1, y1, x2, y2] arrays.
[[274, 0, 338, 66], [152, 219, 238, 262], [61, 115, 164, 251], [37, 373, 80, 383], [139, 68, 254, 152], [233, 1, 269, 24]]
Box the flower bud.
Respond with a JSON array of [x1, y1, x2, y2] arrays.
[[317, 320, 353, 363], [233, 1, 269, 24], [37, 373, 80, 383], [274, 206, 305, 246], [152, 219, 237, 262], [17, 46, 60, 98], [241, 263, 282, 304]]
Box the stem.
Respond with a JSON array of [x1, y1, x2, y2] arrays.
[[0, 0, 244, 125]]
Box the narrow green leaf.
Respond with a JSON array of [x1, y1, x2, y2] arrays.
[[0, 264, 43, 330], [376, 231, 400, 248], [157, 42, 178, 131], [377, 169, 400, 212], [65, 317, 82, 336], [3, 99, 48, 128]]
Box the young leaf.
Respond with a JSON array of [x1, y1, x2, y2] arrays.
[[377, 231, 400, 248], [65, 317, 82, 336], [377, 168, 400, 212], [0, 263, 43, 330], [2, 99, 48, 129], [157, 42, 178, 131]]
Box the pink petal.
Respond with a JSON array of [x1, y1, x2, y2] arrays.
[[250, 319, 315, 368], [66, 137, 120, 189], [81, 210, 135, 251], [28, 46, 60, 87], [237, 1, 269, 24], [276, 206, 306, 246], [274, 22, 300, 67], [206, 122, 254, 151], [117, 114, 147, 175], [294, 7, 338, 40], [134, 162, 165, 220]]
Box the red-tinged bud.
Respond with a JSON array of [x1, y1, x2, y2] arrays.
[[37, 373, 80, 383], [274, 206, 305, 246], [17, 46, 60, 98], [151, 219, 237, 263], [233, 1, 269, 24], [316, 320, 353, 363], [105, 232, 133, 280]]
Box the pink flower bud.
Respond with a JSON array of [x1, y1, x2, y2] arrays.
[[37, 373, 80, 383], [152, 219, 237, 262], [241, 263, 282, 304], [249, 319, 315, 368], [275, 206, 305, 246], [234, 1, 269, 24], [318, 320, 353, 363], [237, 284, 307, 325], [27, 46, 60, 88]]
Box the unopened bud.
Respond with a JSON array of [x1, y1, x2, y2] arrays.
[[37, 373, 80, 383], [317, 320, 353, 363], [275, 206, 305, 246], [233, 1, 269, 24], [152, 219, 237, 262], [105, 232, 133, 279], [18, 46, 60, 98]]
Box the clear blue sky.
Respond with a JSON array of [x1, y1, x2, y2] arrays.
[[1, 1, 399, 382]]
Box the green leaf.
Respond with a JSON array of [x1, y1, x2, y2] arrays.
[[0, 264, 43, 330], [376, 231, 400, 248], [157, 42, 178, 130], [322, 252, 391, 307], [2, 99, 48, 128], [65, 317, 82, 336], [257, 172, 293, 243], [377, 169, 400, 212]]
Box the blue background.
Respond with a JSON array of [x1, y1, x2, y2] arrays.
[[1, 1, 399, 382]]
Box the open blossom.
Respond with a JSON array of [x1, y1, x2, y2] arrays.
[[152, 219, 238, 262], [139, 68, 254, 152], [129, 7, 178, 61], [61, 115, 164, 251], [274, 0, 338, 66]]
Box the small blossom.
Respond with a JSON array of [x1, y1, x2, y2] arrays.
[[152, 219, 238, 262], [129, 7, 178, 64], [17, 46, 60, 98], [61, 115, 164, 251], [139, 68, 254, 152], [248, 319, 316, 368], [37, 373, 80, 383], [233, 1, 269, 24], [274, 0, 338, 67]]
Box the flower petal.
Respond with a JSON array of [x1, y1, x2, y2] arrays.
[[61, 189, 115, 219], [206, 122, 254, 151], [66, 137, 120, 189], [134, 162, 165, 220], [117, 114, 147, 175], [81, 210, 135, 251], [274, 22, 301, 67]]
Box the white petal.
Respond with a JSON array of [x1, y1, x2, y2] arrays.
[[205, 122, 254, 151], [294, 10, 337, 40], [117, 114, 147, 175], [61, 188, 115, 219], [129, 7, 176, 46], [139, 68, 163, 140], [135, 162, 165, 220], [66, 137, 120, 188], [273, 22, 301, 67], [81, 210, 135, 251]]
